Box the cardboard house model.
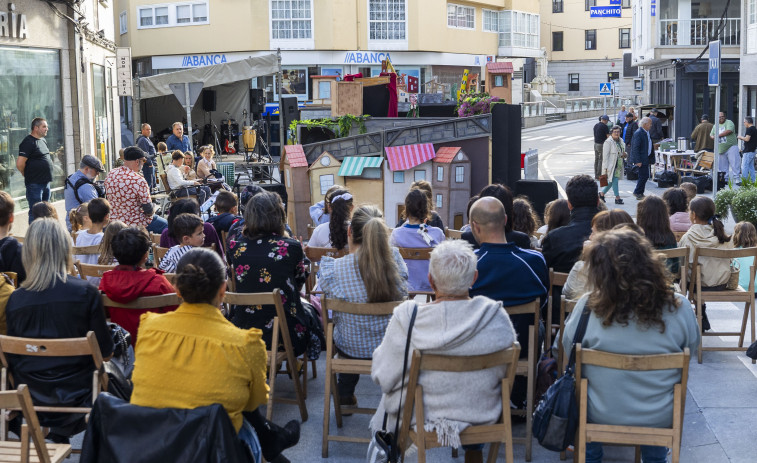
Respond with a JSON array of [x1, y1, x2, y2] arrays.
[[308, 151, 344, 211], [383, 143, 436, 227], [280, 144, 311, 238], [338, 156, 384, 213], [432, 147, 471, 230], [485, 62, 514, 103]]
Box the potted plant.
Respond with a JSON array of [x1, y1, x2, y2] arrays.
[[714, 178, 757, 225]]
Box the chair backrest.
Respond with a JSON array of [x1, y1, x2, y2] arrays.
[[550, 269, 569, 288], [0, 332, 108, 398], [222, 290, 292, 351], [698, 151, 714, 169], [163, 273, 177, 286], [150, 232, 162, 245], [153, 244, 170, 267], [101, 293, 181, 309], [159, 174, 171, 193], [0, 385, 55, 463], [690, 246, 757, 293], [398, 247, 433, 260], [322, 298, 402, 333], [673, 231, 686, 242], [657, 247, 689, 291], [503, 299, 540, 326], [75, 262, 116, 280], [72, 244, 101, 256], [445, 228, 463, 239], [2, 272, 18, 288], [305, 246, 349, 264]]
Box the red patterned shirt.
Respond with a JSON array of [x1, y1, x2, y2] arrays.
[[105, 166, 152, 227]]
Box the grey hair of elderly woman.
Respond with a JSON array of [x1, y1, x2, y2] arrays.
[[428, 239, 478, 296]]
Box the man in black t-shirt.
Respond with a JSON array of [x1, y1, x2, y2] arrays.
[[593, 115, 610, 178], [16, 118, 54, 223], [738, 116, 757, 183]]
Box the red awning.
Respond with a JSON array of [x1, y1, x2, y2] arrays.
[[486, 62, 514, 74], [435, 147, 462, 164], [384, 143, 436, 171]]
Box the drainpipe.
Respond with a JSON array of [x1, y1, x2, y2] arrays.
[[68, 4, 85, 161]]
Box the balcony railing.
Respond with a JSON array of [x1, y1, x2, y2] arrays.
[[659, 18, 740, 46]]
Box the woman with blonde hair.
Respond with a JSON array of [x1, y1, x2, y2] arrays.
[[97, 220, 127, 265], [69, 202, 90, 234], [183, 152, 198, 180], [5, 218, 114, 443], [732, 221, 757, 296], [319, 205, 408, 407]]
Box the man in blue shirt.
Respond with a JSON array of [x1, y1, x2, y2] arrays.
[[136, 123, 157, 191], [165, 122, 192, 153], [630, 117, 653, 199], [64, 155, 104, 231]]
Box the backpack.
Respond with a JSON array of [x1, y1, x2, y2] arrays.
[[65, 174, 106, 204]]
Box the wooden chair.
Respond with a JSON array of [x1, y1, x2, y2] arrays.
[[321, 298, 403, 457], [557, 296, 579, 373], [506, 299, 540, 461], [575, 346, 690, 463], [101, 293, 181, 310], [149, 233, 162, 245], [444, 228, 463, 239], [74, 262, 116, 280], [398, 247, 433, 260], [547, 269, 570, 356], [159, 173, 197, 203], [0, 385, 72, 462], [0, 331, 108, 453], [304, 246, 349, 295], [2, 272, 18, 288], [398, 344, 521, 463], [689, 247, 757, 363], [222, 290, 308, 422], [153, 245, 170, 268], [657, 247, 689, 294], [220, 230, 229, 256], [675, 151, 713, 178], [163, 273, 177, 287], [673, 231, 686, 242]]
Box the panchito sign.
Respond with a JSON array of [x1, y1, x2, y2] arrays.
[[590, 6, 621, 18]]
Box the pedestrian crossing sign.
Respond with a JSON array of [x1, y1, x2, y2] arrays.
[[599, 83, 613, 95]]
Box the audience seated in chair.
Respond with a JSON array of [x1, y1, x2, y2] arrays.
[[512, 197, 542, 249], [319, 205, 408, 409], [159, 199, 224, 260], [390, 189, 445, 292], [395, 180, 445, 230], [663, 188, 692, 233], [97, 220, 127, 266], [74, 198, 111, 285], [158, 214, 205, 273], [307, 187, 353, 249], [207, 190, 242, 236], [5, 218, 114, 444], [371, 239, 516, 463], [130, 247, 300, 462], [99, 227, 177, 345], [0, 191, 25, 284], [462, 184, 532, 250], [733, 222, 757, 293], [536, 198, 571, 247], [562, 229, 699, 463]]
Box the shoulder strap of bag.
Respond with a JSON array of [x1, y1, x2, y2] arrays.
[[394, 303, 418, 437], [566, 307, 592, 373]]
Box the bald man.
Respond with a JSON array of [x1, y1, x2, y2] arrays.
[[468, 197, 549, 407]]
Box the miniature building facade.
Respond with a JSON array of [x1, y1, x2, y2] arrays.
[[308, 151, 344, 211], [338, 156, 384, 213], [383, 143, 436, 227], [280, 144, 311, 238], [432, 147, 471, 230], [485, 62, 514, 103]]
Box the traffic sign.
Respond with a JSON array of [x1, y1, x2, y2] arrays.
[[708, 41, 720, 87], [609, 0, 621, 4], [590, 6, 621, 18], [599, 82, 613, 96]]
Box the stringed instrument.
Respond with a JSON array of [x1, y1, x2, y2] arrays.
[[224, 118, 236, 154]]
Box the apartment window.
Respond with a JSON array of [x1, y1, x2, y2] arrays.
[[621, 0, 631, 8], [393, 171, 405, 183], [436, 194, 443, 208], [138, 7, 167, 27], [177, 4, 191, 23], [455, 166, 465, 183], [137, 2, 209, 29], [437, 166, 444, 181], [319, 174, 334, 194], [483, 9, 500, 32], [499, 11, 540, 49], [749, 0, 756, 24], [619, 28, 631, 48], [414, 170, 426, 182], [569, 73, 580, 91], [119, 11, 127, 34], [552, 0, 563, 13], [447, 4, 474, 29], [585, 29, 596, 50], [271, 0, 313, 40], [585, 0, 597, 11], [369, 0, 406, 41], [553, 31, 563, 51]]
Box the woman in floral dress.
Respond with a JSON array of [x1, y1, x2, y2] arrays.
[[227, 190, 322, 357]]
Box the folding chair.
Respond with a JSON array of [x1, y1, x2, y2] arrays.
[[502, 299, 540, 461], [74, 262, 116, 281], [547, 269, 570, 356], [149, 233, 162, 246], [657, 247, 689, 295], [398, 247, 433, 260], [222, 290, 308, 422], [304, 246, 349, 296], [398, 344, 521, 463], [0, 332, 108, 453], [321, 298, 403, 457], [444, 228, 463, 239], [152, 245, 170, 268], [557, 296, 579, 373], [71, 245, 102, 278], [689, 246, 757, 363], [575, 346, 690, 463], [101, 293, 181, 310], [0, 385, 72, 462], [159, 174, 197, 203]]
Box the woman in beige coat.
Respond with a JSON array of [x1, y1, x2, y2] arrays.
[[599, 125, 627, 204]]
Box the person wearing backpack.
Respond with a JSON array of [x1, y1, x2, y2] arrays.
[[64, 155, 105, 231]]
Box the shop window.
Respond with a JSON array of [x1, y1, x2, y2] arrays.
[[393, 171, 404, 183]]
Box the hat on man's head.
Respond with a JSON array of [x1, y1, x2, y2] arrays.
[[701, 114, 709, 121], [600, 115, 609, 121], [81, 155, 104, 172], [123, 146, 146, 161]]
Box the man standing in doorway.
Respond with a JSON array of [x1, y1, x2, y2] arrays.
[[136, 123, 157, 192], [631, 117, 653, 199], [166, 122, 192, 153], [710, 112, 740, 181], [17, 118, 53, 224], [593, 115, 610, 179], [690, 114, 714, 152], [737, 117, 757, 183]]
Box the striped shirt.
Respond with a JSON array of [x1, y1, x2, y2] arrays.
[[158, 245, 195, 273]]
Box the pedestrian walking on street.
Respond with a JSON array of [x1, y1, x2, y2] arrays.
[[616, 105, 627, 126], [593, 115, 610, 179], [737, 117, 757, 183], [710, 112, 741, 181], [599, 126, 626, 204], [16, 118, 54, 224], [631, 117, 653, 200]]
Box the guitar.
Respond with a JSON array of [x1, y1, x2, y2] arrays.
[[224, 118, 236, 154]]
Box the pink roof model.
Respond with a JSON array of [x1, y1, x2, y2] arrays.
[[284, 145, 309, 168], [384, 143, 436, 171]]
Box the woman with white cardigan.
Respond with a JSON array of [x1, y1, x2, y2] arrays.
[[370, 240, 515, 463], [599, 125, 627, 205]]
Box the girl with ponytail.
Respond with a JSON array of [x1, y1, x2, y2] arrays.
[[308, 188, 353, 250], [679, 196, 733, 331], [319, 205, 408, 406]]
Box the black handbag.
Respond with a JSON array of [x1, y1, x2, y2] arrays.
[[366, 303, 418, 463], [532, 307, 591, 452]]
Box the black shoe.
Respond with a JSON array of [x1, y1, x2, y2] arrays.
[[599, 193, 606, 203], [46, 432, 70, 444], [634, 194, 645, 200], [701, 303, 711, 332], [615, 197, 624, 204], [259, 419, 300, 461]]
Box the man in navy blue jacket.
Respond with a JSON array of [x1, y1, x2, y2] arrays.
[[630, 117, 653, 199]]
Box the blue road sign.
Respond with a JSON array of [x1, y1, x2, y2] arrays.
[[599, 82, 613, 96], [609, 0, 621, 4], [590, 6, 621, 17], [708, 41, 721, 87]]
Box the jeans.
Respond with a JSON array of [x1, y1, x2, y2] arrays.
[[741, 150, 756, 183], [238, 419, 262, 463], [594, 143, 604, 178], [585, 442, 667, 463], [601, 175, 620, 197], [142, 164, 156, 191], [633, 164, 649, 195], [720, 145, 741, 181], [146, 215, 168, 234], [26, 182, 50, 224]]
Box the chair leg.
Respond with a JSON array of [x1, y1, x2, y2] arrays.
[[301, 356, 308, 399], [322, 363, 332, 458], [525, 325, 535, 462], [311, 359, 317, 379], [487, 442, 502, 463], [752, 299, 756, 364], [738, 301, 750, 347], [332, 373, 343, 428], [696, 298, 703, 364], [634, 445, 641, 463]]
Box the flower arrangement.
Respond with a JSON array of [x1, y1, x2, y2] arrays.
[[456, 93, 502, 117]]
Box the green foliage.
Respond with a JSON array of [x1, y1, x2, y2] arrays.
[[287, 114, 368, 143], [731, 187, 757, 227], [714, 186, 737, 217]]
